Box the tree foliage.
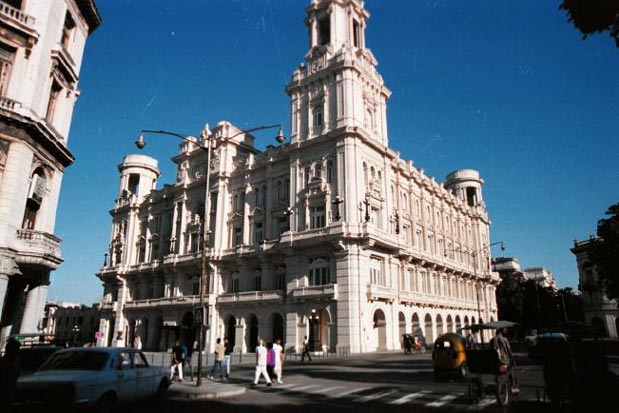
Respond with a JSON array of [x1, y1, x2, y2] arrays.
[[590, 202, 619, 302], [560, 0, 619, 46], [496, 277, 584, 332]]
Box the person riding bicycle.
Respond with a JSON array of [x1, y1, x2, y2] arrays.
[[493, 328, 519, 393]]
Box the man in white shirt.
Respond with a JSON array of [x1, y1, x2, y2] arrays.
[[273, 338, 284, 384], [254, 339, 272, 386]]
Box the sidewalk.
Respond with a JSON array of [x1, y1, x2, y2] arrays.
[[168, 379, 246, 400]]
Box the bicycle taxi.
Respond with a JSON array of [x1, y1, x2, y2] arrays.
[[462, 320, 519, 406]]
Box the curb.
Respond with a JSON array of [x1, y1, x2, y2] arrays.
[[168, 382, 247, 401]]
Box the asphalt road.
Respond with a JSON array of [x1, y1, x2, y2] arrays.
[[124, 352, 553, 412]]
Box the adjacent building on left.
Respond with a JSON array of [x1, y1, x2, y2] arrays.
[[0, 0, 100, 346]]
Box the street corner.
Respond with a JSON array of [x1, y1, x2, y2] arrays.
[[167, 379, 247, 401]]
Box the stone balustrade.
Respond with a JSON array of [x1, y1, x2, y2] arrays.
[[218, 290, 283, 304], [0, 1, 35, 27], [289, 284, 338, 300]]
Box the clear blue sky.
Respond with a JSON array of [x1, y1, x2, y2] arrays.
[[49, 0, 619, 305]]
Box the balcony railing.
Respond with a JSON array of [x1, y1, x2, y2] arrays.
[[0, 1, 35, 27], [218, 290, 283, 304], [15, 229, 62, 265], [0, 96, 21, 112], [125, 295, 201, 309], [289, 284, 338, 300]]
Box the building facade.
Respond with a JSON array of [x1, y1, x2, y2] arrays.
[[43, 301, 101, 345], [97, 0, 499, 353], [522, 267, 556, 289], [572, 238, 618, 338], [0, 0, 101, 345]]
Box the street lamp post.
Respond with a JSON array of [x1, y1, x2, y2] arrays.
[[136, 123, 285, 386], [445, 241, 505, 342]]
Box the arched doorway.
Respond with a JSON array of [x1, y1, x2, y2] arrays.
[[373, 309, 387, 351], [424, 314, 434, 345], [398, 312, 406, 348], [446, 315, 453, 333], [226, 316, 237, 348], [436, 314, 444, 337], [272, 313, 284, 344], [308, 309, 330, 352], [247, 315, 259, 351], [412, 313, 421, 336], [154, 316, 163, 351], [464, 315, 469, 327]]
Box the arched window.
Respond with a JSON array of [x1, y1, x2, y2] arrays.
[[22, 167, 47, 229], [363, 163, 368, 186]]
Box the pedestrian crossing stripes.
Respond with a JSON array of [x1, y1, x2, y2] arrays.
[[253, 382, 520, 410]]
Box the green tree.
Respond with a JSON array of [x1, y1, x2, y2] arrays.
[[590, 202, 619, 302], [496, 272, 526, 323], [560, 0, 619, 46]]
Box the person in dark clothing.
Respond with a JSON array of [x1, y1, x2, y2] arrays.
[[301, 335, 312, 362], [0, 338, 21, 412]]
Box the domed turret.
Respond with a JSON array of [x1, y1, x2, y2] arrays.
[[117, 154, 160, 199], [445, 169, 484, 207]]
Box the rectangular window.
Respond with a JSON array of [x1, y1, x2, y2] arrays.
[[310, 205, 326, 229], [0, 43, 15, 96], [370, 257, 384, 286], [46, 80, 62, 123], [61, 12, 76, 49], [278, 216, 289, 234], [313, 104, 323, 128], [254, 222, 263, 244], [191, 277, 199, 295], [233, 227, 242, 246], [254, 274, 261, 291]]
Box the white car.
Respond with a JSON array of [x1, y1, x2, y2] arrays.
[[14, 347, 169, 412]]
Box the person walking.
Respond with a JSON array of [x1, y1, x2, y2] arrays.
[[254, 339, 272, 386], [222, 336, 232, 380], [493, 328, 519, 393], [266, 342, 276, 381], [132, 335, 142, 350], [170, 340, 184, 382], [273, 338, 284, 384], [301, 335, 312, 362], [114, 331, 125, 347], [184, 340, 194, 381], [0, 338, 21, 412], [209, 338, 226, 380]]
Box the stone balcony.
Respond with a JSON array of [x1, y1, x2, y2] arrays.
[[399, 290, 478, 310], [0, 96, 22, 113], [218, 290, 283, 305], [367, 284, 397, 303], [14, 229, 63, 269], [289, 284, 338, 301], [0, 1, 35, 27], [125, 295, 202, 309]]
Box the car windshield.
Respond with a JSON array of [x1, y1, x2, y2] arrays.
[[39, 351, 109, 371]]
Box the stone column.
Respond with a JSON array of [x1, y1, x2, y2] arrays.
[[0, 273, 9, 323], [20, 280, 49, 333]]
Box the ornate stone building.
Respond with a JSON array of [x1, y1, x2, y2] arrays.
[[97, 0, 498, 353], [572, 238, 618, 338], [0, 0, 101, 346]]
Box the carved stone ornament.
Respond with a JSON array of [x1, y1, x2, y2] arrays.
[[210, 149, 220, 170]]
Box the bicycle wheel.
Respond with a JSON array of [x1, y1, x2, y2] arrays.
[[495, 375, 510, 406], [468, 377, 482, 404]]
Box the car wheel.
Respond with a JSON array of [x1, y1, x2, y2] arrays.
[[154, 378, 169, 402], [95, 393, 117, 413]]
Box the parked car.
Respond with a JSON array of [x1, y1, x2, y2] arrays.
[[14, 347, 169, 412], [432, 332, 467, 378], [17, 345, 62, 376]]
